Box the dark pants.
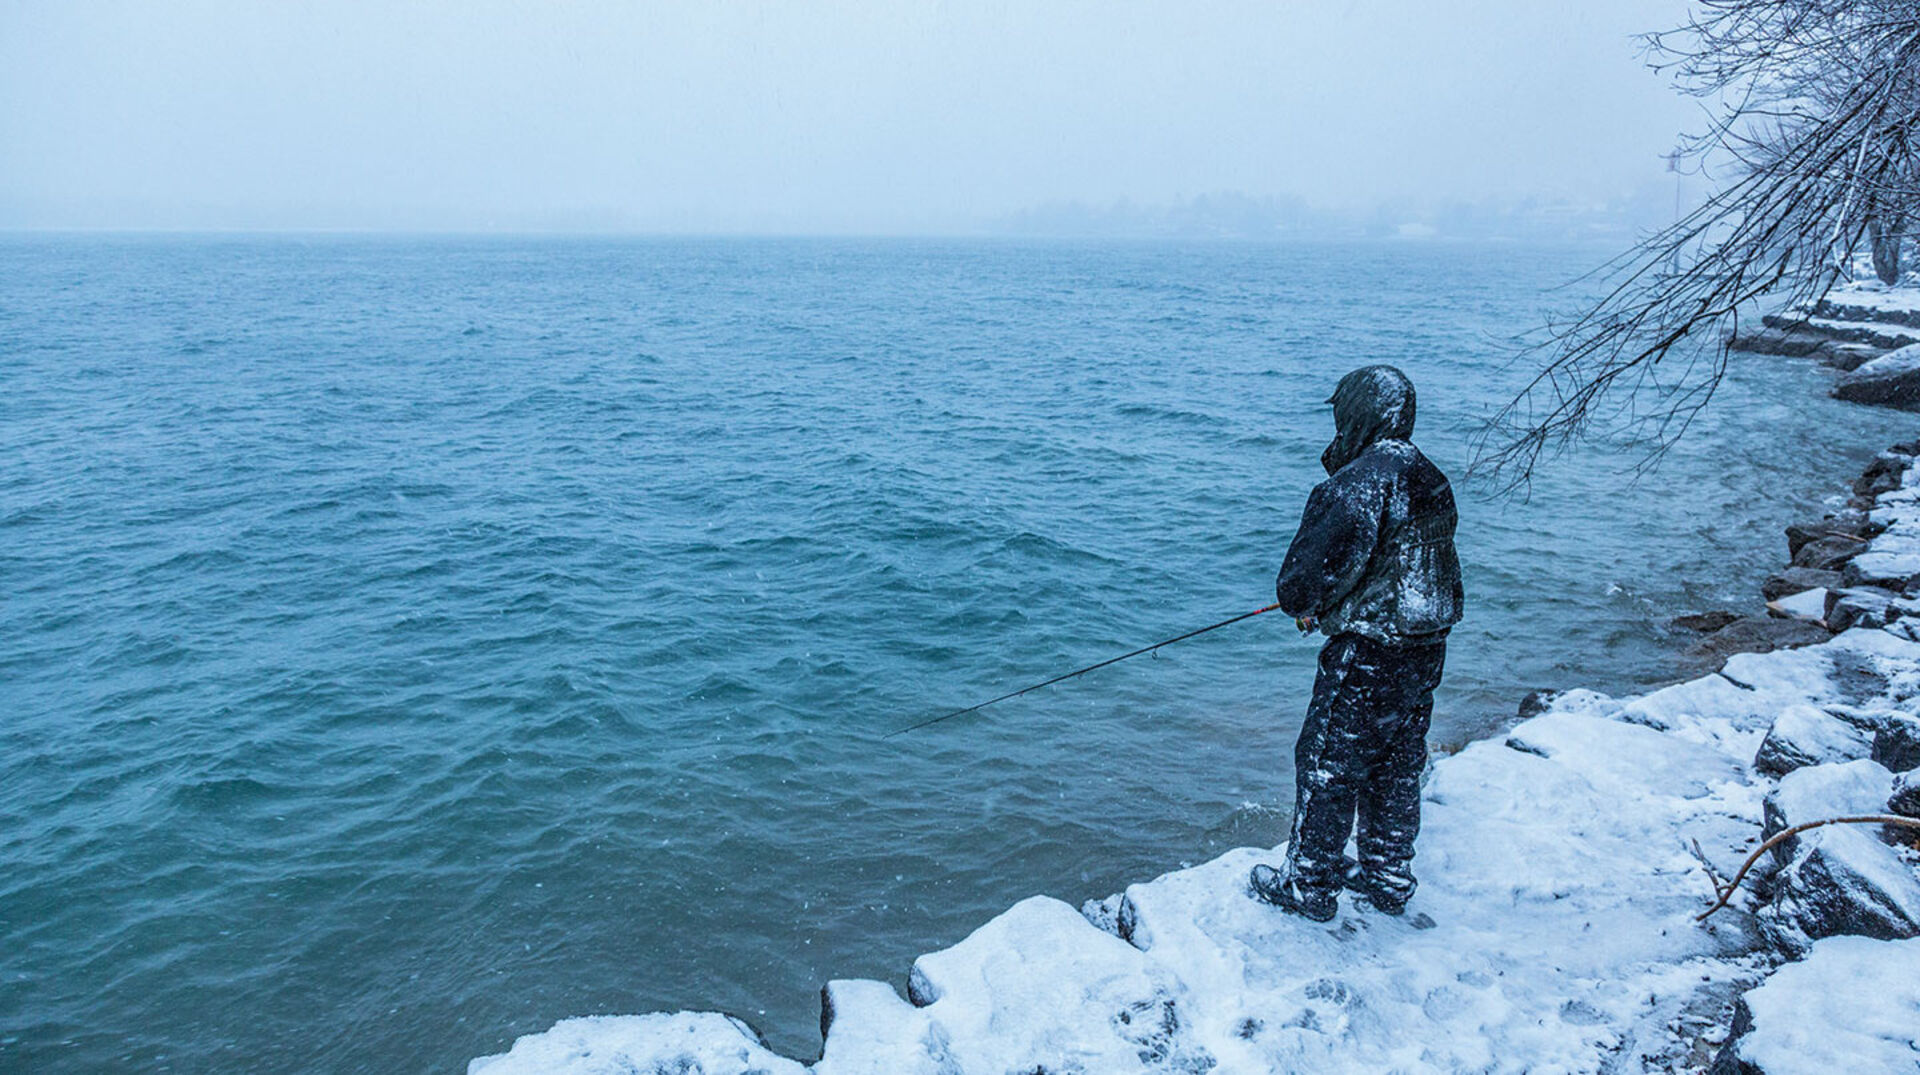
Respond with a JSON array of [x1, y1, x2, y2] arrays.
[[1283, 631, 1446, 901]]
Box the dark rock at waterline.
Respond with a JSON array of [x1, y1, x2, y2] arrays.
[[1688, 616, 1832, 662], [1785, 514, 1874, 559], [1754, 708, 1875, 778], [1890, 770, 1920, 819], [1727, 326, 1831, 357], [1515, 689, 1562, 721], [1672, 610, 1741, 634], [1791, 535, 1865, 572], [1814, 341, 1885, 371], [1760, 567, 1841, 602], [1853, 451, 1913, 497], [1874, 715, 1920, 773], [1833, 345, 1920, 409]]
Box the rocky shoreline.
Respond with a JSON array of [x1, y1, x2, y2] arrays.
[[1730, 279, 1920, 410], [470, 289, 1920, 1075]]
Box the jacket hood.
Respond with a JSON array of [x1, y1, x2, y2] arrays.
[[1320, 365, 1417, 475]]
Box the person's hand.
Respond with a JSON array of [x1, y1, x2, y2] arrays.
[[1295, 615, 1318, 634]]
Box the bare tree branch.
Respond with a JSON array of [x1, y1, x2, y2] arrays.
[[1474, 0, 1920, 490]]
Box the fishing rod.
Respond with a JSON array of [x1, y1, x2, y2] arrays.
[[884, 602, 1286, 739]]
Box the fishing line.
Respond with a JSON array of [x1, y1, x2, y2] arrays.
[[884, 602, 1285, 739]]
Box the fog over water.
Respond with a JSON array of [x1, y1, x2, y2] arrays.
[[3, 1, 1696, 233]]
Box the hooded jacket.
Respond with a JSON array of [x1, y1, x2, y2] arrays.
[[1275, 366, 1464, 642]]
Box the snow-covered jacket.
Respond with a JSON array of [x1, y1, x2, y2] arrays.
[[1275, 366, 1464, 643]]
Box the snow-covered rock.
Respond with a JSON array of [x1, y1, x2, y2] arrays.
[[897, 894, 1216, 1073], [1814, 284, 1920, 327], [1761, 759, 1896, 865], [1834, 342, 1920, 408], [1891, 769, 1920, 819], [1763, 587, 1828, 622], [1876, 714, 1920, 773], [466, 1013, 808, 1075], [1755, 759, 1920, 953], [1752, 706, 1872, 776], [1759, 832, 1920, 953], [1821, 586, 1897, 632], [1850, 461, 1920, 591], [1711, 936, 1920, 1075], [1759, 567, 1838, 602]]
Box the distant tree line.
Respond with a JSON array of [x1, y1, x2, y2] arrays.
[[1481, 0, 1920, 485]]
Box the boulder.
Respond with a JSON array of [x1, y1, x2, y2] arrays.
[[1765, 588, 1829, 623], [1891, 769, 1920, 819], [1760, 567, 1841, 601], [1515, 688, 1562, 721], [1672, 610, 1741, 634], [1874, 714, 1920, 773], [1753, 707, 1875, 778], [466, 1013, 809, 1075], [1790, 535, 1864, 571], [1840, 553, 1920, 593], [1811, 341, 1884, 371], [1833, 343, 1920, 409], [1785, 515, 1872, 559], [1687, 616, 1832, 662], [1853, 451, 1914, 498], [1755, 762, 1919, 955], [1821, 587, 1897, 632], [1758, 819, 1920, 953], [1728, 325, 1829, 356], [1709, 936, 1920, 1075], [1816, 292, 1920, 328], [1763, 759, 1895, 864]]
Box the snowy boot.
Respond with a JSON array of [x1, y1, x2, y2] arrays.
[[1248, 863, 1338, 922], [1350, 873, 1413, 916]]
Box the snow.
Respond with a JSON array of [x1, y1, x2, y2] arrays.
[[1768, 759, 1895, 835], [1857, 465, 1920, 589], [1729, 936, 1920, 1073], [1753, 705, 1873, 776], [1802, 315, 1920, 346], [466, 1013, 808, 1075], [1820, 279, 1920, 316], [1846, 341, 1920, 377]]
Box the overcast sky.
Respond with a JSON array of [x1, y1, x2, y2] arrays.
[[1, 1, 1700, 233]]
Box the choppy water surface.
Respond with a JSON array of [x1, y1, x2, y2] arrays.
[[2, 236, 1910, 1071]]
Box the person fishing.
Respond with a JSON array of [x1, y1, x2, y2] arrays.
[[1248, 365, 1464, 921]]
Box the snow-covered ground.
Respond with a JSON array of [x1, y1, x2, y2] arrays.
[[471, 458, 1920, 1075]]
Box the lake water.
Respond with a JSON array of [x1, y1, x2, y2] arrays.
[[2, 236, 1909, 1071]]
